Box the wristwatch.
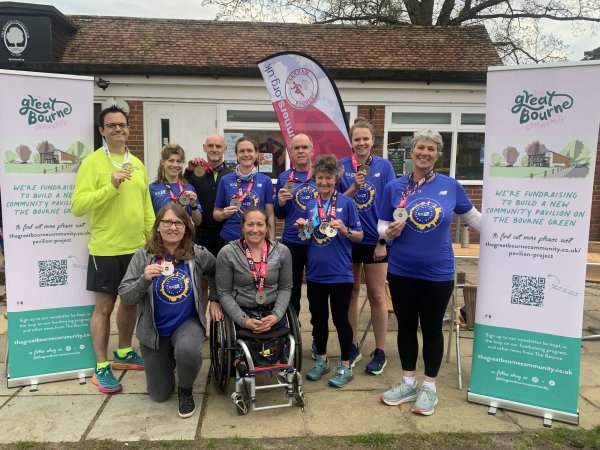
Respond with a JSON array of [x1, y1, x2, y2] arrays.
[[346, 229, 353, 238], [378, 238, 387, 245], [190, 204, 198, 210]]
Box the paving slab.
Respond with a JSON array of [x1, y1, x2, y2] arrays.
[[0, 394, 104, 443], [87, 392, 202, 441], [201, 383, 307, 438]]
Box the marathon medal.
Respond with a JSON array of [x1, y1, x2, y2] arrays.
[[194, 165, 206, 177], [358, 164, 371, 176], [230, 198, 241, 209], [298, 228, 307, 241], [393, 207, 408, 223], [306, 222, 314, 235], [178, 194, 190, 206], [324, 224, 337, 238], [284, 181, 296, 192], [122, 162, 134, 173], [161, 261, 174, 276], [318, 222, 329, 234], [255, 291, 267, 305]]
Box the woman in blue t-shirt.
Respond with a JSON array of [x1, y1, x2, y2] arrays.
[[377, 129, 481, 416], [340, 118, 396, 376], [295, 155, 364, 388], [149, 143, 202, 225], [119, 203, 217, 419], [213, 137, 275, 248]]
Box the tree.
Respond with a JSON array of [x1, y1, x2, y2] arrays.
[[583, 46, 600, 60], [203, 0, 600, 63], [520, 155, 529, 166], [4, 150, 17, 163], [502, 145, 519, 166], [15, 144, 32, 163], [67, 141, 92, 159], [525, 140, 548, 155], [491, 153, 502, 166], [6, 26, 24, 48]]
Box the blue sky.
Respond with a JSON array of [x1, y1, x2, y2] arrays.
[[9, 0, 599, 60]]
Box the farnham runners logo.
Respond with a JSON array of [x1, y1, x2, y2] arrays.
[[2, 20, 29, 57], [19, 94, 73, 126], [511, 90, 574, 125], [285, 68, 318, 109]]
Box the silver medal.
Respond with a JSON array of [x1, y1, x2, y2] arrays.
[[298, 228, 307, 241], [255, 291, 266, 304], [318, 222, 329, 234], [324, 225, 338, 238], [122, 162, 134, 172], [230, 198, 241, 209], [178, 194, 190, 206], [393, 207, 408, 223], [284, 181, 296, 192], [162, 261, 174, 276], [307, 222, 314, 235]]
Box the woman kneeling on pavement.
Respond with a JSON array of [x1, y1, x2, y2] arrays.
[[119, 203, 217, 418], [295, 154, 363, 388], [378, 129, 481, 416]]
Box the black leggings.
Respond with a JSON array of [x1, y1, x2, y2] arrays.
[[387, 273, 454, 378], [282, 241, 309, 315], [306, 281, 354, 361]]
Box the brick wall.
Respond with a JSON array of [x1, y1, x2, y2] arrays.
[[590, 131, 600, 242], [127, 101, 144, 161], [356, 105, 385, 157]]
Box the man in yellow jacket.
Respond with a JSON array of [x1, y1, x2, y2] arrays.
[[71, 105, 154, 393]]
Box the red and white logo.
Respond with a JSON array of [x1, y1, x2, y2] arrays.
[[285, 68, 318, 109]]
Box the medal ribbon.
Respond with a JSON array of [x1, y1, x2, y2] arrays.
[[351, 153, 372, 174], [287, 167, 311, 183], [316, 191, 338, 225], [103, 143, 131, 170], [197, 159, 215, 174], [163, 178, 185, 203], [234, 177, 254, 202], [240, 239, 269, 295], [397, 170, 435, 208]]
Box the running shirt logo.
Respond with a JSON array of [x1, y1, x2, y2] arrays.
[[407, 199, 444, 233], [353, 182, 376, 211], [293, 184, 318, 211], [155, 269, 191, 304]]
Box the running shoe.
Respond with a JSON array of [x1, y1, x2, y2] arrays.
[[365, 348, 387, 375], [411, 385, 438, 416], [112, 348, 144, 370], [91, 366, 122, 394], [328, 363, 354, 388], [306, 359, 330, 381], [380, 382, 418, 406]]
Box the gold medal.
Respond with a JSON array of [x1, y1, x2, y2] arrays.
[[256, 291, 266, 304], [393, 207, 408, 223], [161, 261, 174, 276], [318, 222, 329, 234], [194, 165, 206, 177], [358, 164, 371, 176], [284, 181, 296, 192]]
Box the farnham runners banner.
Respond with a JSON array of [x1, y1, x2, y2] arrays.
[[258, 51, 352, 161], [0, 69, 95, 387], [469, 61, 600, 425]]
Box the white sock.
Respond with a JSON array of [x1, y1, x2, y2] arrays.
[[403, 376, 416, 386], [423, 380, 436, 391]]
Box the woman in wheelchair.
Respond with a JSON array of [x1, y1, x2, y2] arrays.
[[118, 203, 217, 419], [214, 207, 292, 334]]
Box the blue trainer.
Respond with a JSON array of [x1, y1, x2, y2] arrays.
[[112, 348, 144, 371], [306, 358, 330, 381], [349, 343, 362, 368], [328, 363, 354, 388], [92, 366, 122, 394], [365, 348, 387, 375], [411, 385, 438, 416], [380, 382, 418, 406]]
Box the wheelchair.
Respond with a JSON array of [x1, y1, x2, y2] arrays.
[[210, 305, 305, 414]]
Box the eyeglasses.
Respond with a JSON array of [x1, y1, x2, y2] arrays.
[[160, 220, 185, 229], [103, 123, 129, 130], [292, 145, 312, 150]]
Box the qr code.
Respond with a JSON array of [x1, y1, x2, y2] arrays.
[[511, 275, 545, 307], [38, 259, 68, 287]]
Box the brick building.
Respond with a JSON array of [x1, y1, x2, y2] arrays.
[[2, 2, 598, 241]]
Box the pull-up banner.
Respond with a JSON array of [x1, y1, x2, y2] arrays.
[[0, 69, 95, 387], [257, 51, 351, 161], [469, 61, 600, 425]]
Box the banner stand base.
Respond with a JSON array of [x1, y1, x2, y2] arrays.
[[468, 390, 579, 427], [7, 368, 94, 389]]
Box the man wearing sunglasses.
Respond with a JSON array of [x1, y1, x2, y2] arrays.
[[72, 105, 154, 394]]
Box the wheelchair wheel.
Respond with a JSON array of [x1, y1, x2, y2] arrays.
[[286, 306, 303, 372], [210, 318, 233, 393], [293, 372, 305, 410]]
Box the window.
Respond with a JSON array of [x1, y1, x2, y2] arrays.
[[385, 108, 486, 183]]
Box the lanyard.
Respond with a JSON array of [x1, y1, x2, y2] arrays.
[[351, 153, 372, 173], [240, 239, 269, 294], [397, 171, 435, 208], [287, 167, 311, 183], [103, 143, 131, 169], [163, 178, 184, 203], [234, 177, 254, 201], [198, 159, 216, 174]]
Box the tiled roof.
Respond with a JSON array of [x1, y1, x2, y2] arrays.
[[57, 17, 501, 82]]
